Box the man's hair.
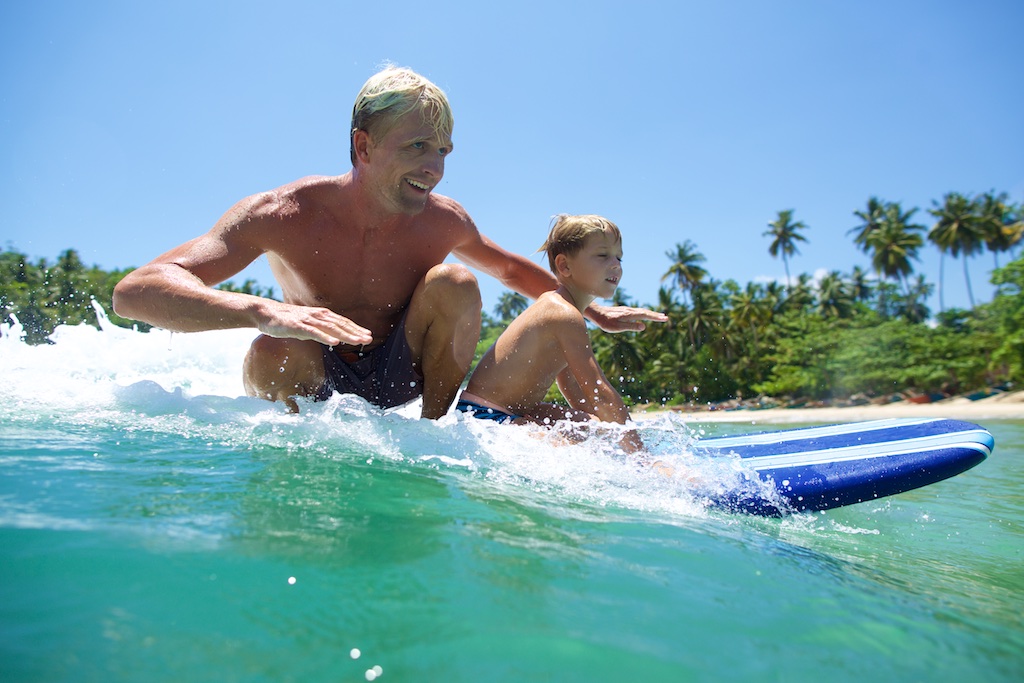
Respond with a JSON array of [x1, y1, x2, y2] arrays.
[[539, 214, 622, 273], [350, 66, 454, 164]]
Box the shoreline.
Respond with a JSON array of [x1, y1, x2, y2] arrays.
[[632, 391, 1024, 424]]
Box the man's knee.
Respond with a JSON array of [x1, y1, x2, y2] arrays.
[[243, 335, 325, 405], [424, 263, 481, 308]]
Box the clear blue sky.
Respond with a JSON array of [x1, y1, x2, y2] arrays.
[[3, 0, 1022, 316]]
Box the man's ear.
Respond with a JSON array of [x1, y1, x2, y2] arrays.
[[352, 129, 373, 165]]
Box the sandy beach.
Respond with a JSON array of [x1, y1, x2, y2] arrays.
[[634, 391, 1024, 424]]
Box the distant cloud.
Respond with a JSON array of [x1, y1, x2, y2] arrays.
[[753, 268, 882, 292]]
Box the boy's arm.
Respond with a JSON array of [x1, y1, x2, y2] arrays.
[[554, 322, 644, 453], [452, 224, 668, 332]]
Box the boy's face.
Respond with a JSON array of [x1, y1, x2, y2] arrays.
[[563, 228, 623, 300]]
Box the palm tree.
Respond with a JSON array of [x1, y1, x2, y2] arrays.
[[786, 273, 816, 312], [897, 275, 933, 324], [590, 324, 645, 392], [849, 197, 888, 254], [763, 281, 787, 315], [866, 202, 925, 296], [1009, 201, 1024, 259], [763, 209, 808, 292], [661, 240, 708, 306], [977, 191, 1023, 269], [848, 266, 873, 304], [50, 249, 90, 325], [729, 282, 771, 351], [815, 271, 855, 319], [493, 291, 529, 323], [928, 192, 985, 310], [684, 281, 724, 350], [644, 286, 683, 349]]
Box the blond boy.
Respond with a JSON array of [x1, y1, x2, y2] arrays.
[[458, 215, 646, 452]]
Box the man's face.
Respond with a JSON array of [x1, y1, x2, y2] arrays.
[[363, 110, 453, 215]]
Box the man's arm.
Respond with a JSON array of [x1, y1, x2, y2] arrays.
[[453, 230, 559, 301], [112, 196, 373, 346], [452, 225, 668, 333]]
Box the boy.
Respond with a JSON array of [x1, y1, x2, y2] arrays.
[[458, 214, 645, 453]]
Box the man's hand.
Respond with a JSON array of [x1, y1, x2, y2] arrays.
[[586, 303, 669, 333], [257, 301, 374, 347]]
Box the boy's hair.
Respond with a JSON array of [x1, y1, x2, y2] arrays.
[[539, 214, 622, 273], [350, 66, 454, 164]]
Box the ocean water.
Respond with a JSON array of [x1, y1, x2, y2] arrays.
[[1, 307, 1022, 682]]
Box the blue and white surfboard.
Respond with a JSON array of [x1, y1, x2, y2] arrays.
[[696, 418, 994, 516]]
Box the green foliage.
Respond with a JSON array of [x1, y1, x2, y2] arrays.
[[0, 248, 143, 344], [5, 191, 1023, 407], [0, 249, 278, 344], [216, 279, 276, 299], [593, 239, 1022, 406], [753, 314, 993, 400], [986, 256, 1024, 378]]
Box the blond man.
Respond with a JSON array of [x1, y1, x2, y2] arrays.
[[114, 68, 665, 418]]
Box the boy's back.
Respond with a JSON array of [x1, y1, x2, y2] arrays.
[[460, 215, 643, 451], [464, 290, 598, 423]]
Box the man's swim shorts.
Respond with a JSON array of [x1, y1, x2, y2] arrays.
[[315, 313, 422, 409]]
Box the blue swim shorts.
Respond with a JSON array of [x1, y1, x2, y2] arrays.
[[456, 398, 521, 424]]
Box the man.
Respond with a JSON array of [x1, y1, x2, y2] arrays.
[[113, 66, 665, 418]]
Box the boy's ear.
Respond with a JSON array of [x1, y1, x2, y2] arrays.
[[554, 253, 571, 278]]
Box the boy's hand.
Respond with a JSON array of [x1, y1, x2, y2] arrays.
[[650, 460, 675, 477], [586, 303, 668, 333]]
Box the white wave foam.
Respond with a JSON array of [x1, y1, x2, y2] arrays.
[[2, 306, 779, 521]]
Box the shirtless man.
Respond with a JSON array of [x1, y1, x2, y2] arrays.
[[112, 66, 665, 418]]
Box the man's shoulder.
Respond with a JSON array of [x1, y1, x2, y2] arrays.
[[244, 175, 347, 219], [426, 192, 472, 222], [278, 174, 349, 205]]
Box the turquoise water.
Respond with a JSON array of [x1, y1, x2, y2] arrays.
[[2, 313, 1022, 682]]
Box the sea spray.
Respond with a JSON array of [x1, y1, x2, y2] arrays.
[[1, 306, 784, 524]]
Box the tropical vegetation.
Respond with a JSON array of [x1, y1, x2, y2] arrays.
[[3, 190, 1021, 407], [480, 192, 1022, 407], [0, 248, 274, 344]]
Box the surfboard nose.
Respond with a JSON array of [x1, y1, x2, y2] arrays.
[[701, 418, 995, 516]]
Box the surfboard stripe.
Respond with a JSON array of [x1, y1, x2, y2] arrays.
[[699, 419, 986, 460], [740, 430, 993, 470], [699, 418, 945, 449]]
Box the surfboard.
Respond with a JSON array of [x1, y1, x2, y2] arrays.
[[695, 418, 994, 516]]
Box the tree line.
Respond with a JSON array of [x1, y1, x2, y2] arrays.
[[0, 248, 275, 344], [3, 189, 1021, 405], [481, 191, 1023, 407]]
